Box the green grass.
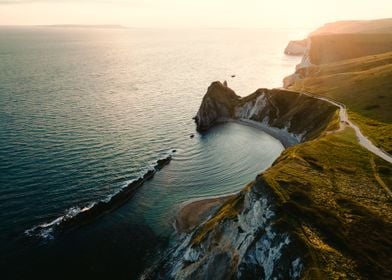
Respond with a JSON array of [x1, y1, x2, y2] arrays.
[[189, 31, 392, 278], [292, 52, 392, 123], [349, 111, 392, 153], [262, 128, 392, 279], [282, 39, 392, 278], [301, 51, 392, 76], [290, 51, 392, 151], [191, 190, 245, 245]]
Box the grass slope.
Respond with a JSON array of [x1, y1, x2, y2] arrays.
[[291, 51, 392, 152], [310, 18, 392, 35], [309, 34, 392, 65], [263, 128, 392, 279]]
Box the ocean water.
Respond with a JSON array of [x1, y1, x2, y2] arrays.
[[0, 27, 305, 279]]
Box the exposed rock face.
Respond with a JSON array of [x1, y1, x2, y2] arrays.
[[195, 81, 337, 142], [284, 39, 308, 56], [195, 81, 240, 132], [152, 178, 306, 280], [149, 20, 392, 279], [283, 34, 392, 88], [145, 85, 338, 279]]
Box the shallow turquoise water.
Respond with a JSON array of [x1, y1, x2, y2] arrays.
[[0, 27, 304, 279]]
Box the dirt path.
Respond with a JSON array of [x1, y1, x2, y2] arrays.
[[301, 92, 392, 164]]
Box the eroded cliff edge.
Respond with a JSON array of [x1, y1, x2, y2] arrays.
[[148, 19, 392, 279], [149, 81, 392, 280], [195, 81, 337, 144]]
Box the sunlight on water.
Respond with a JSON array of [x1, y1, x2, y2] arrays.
[[0, 27, 305, 278]]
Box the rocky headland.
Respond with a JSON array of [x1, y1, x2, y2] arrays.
[[148, 19, 392, 280]]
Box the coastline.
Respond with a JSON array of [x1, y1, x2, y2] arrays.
[[175, 193, 236, 233], [233, 119, 300, 148], [175, 117, 295, 233], [152, 20, 392, 279]]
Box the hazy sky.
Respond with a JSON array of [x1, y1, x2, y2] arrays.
[[0, 0, 391, 28]]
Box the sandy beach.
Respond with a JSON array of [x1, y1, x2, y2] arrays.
[[175, 194, 236, 233]]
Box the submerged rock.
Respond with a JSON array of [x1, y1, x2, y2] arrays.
[[27, 154, 173, 239]]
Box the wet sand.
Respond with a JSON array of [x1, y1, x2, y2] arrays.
[[175, 194, 235, 233]]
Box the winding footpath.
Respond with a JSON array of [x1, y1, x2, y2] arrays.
[[301, 92, 392, 164]]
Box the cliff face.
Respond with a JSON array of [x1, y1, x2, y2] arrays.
[[195, 82, 338, 143], [194, 82, 240, 132], [148, 84, 340, 279], [150, 19, 392, 279], [283, 19, 392, 88], [151, 78, 392, 279], [150, 81, 392, 279], [154, 178, 307, 280]]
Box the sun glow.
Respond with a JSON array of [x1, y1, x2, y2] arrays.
[[0, 0, 391, 29]]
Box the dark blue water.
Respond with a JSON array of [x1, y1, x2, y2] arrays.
[[0, 27, 305, 279]]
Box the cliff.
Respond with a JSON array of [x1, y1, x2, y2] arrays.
[[285, 48, 392, 154], [308, 18, 392, 35], [150, 84, 392, 280], [283, 19, 392, 153], [148, 20, 392, 280], [195, 82, 337, 143], [284, 18, 392, 83]]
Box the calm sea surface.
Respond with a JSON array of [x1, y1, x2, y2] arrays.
[[0, 27, 305, 279]]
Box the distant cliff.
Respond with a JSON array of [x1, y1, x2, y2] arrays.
[[283, 18, 392, 87], [283, 20, 392, 153], [284, 39, 307, 56]]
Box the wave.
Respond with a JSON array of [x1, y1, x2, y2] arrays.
[[25, 150, 176, 240]]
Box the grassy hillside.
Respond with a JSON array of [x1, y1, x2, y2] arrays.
[[187, 20, 392, 279], [290, 51, 392, 153], [263, 128, 392, 279], [191, 126, 392, 279], [309, 34, 392, 64]]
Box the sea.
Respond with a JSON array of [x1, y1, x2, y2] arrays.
[[0, 26, 306, 279]]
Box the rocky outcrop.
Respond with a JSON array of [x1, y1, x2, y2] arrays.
[[284, 33, 392, 88], [145, 84, 338, 279], [284, 39, 308, 56], [26, 153, 174, 240], [148, 19, 392, 279], [194, 81, 240, 132], [151, 178, 307, 279], [195, 81, 338, 143]]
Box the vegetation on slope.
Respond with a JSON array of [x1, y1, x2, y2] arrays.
[[188, 21, 392, 279], [263, 128, 392, 279], [290, 51, 392, 152], [278, 30, 392, 278], [193, 126, 392, 279], [309, 18, 392, 35], [308, 34, 392, 64]]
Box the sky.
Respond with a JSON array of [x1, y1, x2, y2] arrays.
[[0, 0, 391, 29]]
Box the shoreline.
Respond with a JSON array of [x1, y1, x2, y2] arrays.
[[232, 118, 300, 148], [175, 116, 298, 233], [175, 193, 236, 233]]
